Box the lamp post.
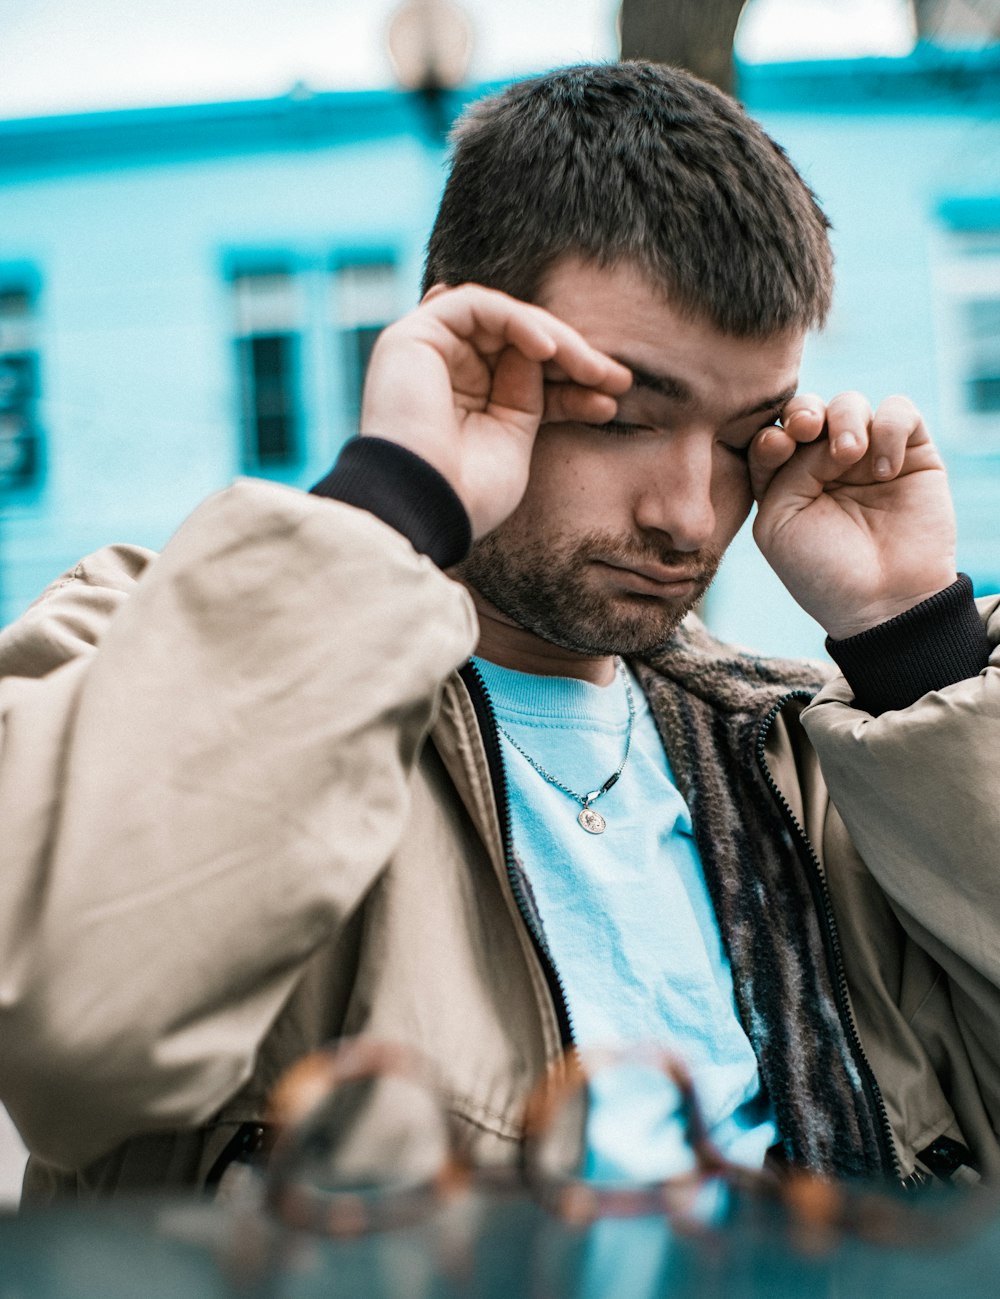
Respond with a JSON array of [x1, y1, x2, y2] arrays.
[[386, 0, 473, 140]]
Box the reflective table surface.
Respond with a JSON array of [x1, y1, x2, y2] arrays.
[[4, 1183, 1000, 1299]]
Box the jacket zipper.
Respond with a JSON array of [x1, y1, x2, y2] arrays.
[[459, 668, 899, 1180], [756, 690, 902, 1183], [459, 661, 578, 1053]]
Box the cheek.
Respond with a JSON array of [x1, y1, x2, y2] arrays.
[[711, 455, 755, 536], [523, 431, 621, 514], [501, 461, 592, 542]]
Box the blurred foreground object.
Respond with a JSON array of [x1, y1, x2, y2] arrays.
[[265, 1039, 466, 1236], [912, 0, 1000, 43], [6, 1036, 1000, 1299], [619, 0, 748, 92], [262, 1039, 997, 1247], [387, 0, 473, 138]]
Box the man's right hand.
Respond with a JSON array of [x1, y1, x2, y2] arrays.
[[359, 283, 633, 540]]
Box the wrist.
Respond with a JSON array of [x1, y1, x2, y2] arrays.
[[311, 437, 472, 568], [825, 574, 990, 715], [822, 574, 959, 642]]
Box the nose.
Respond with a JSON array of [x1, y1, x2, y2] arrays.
[[632, 435, 717, 552]]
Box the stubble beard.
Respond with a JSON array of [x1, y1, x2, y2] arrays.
[[456, 526, 723, 658]]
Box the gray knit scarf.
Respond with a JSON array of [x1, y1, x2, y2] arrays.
[[635, 618, 893, 1181]]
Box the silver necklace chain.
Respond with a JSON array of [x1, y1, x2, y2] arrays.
[[495, 658, 636, 835]]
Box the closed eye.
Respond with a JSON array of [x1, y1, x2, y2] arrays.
[[721, 409, 784, 459], [601, 420, 648, 438]]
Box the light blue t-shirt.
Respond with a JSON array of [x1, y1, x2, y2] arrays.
[[473, 656, 778, 1180]]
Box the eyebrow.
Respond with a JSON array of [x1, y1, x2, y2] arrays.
[[615, 357, 798, 424], [617, 360, 691, 403], [732, 385, 799, 421]]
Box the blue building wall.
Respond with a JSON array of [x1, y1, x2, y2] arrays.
[[1, 54, 998, 658], [0, 90, 459, 618], [709, 48, 1000, 656]]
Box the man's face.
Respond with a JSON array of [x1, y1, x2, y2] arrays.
[[458, 258, 805, 657]]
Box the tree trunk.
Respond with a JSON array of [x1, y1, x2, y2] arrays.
[[618, 0, 750, 94], [911, 0, 1000, 39]]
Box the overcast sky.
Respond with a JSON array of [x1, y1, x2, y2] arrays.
[[1, 0, 917, 121]]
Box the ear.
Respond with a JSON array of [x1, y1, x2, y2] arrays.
[[421, 282, 450, 304]]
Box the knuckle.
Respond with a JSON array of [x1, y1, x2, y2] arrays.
[[828, 389, 870, 415], [873, 395, 921, 436], [882, 396, 920, 426]]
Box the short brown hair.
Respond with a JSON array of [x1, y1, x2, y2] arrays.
[[423, 61, 833, 336]]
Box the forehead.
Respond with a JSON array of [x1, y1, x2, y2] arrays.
[[536, 257, 805, 417]]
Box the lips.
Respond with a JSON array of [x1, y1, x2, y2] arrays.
[[596, 559, 704, 595], [612, 560, 701, 584]]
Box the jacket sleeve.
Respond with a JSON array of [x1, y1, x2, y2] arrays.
[[0, 474, 478, 1170], [801, 592, 1000, 1125]]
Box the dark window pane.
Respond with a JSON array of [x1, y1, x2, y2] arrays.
[[0, 289, 30, 319], [237, 332, 299, 468], [965, 299, 1000, 339], [352, 323, 383, 388], [967, 374, 1000, 413], [343, 325, 384, 423], [0, 352, 40, 489]]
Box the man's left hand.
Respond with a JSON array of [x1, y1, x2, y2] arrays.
[[749, 392, 957, 640]]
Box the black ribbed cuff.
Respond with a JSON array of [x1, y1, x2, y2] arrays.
[[825, 574, 990, 716], [310, 437, 472, 569]]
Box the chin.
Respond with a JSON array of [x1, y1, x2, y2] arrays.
[[549, 604, 695, 658]]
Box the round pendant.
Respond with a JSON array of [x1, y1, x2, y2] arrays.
[[578, 806, 606, 834]]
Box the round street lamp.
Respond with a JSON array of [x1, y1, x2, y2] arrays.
[[386, 0, 473, 139]]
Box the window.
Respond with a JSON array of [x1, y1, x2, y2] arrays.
[[962, 297, 1000, 414], [331, 259, 399, 425], [232, 270, 302, 472], [226, 251, 403, 477], [933, 213, 1000, 449], [0, 284, 42, 491]]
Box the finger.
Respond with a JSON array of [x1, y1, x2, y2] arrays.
[[486, 344, 546, 424], [780, 394, 826, 445], [825, 391, 873, 463], [749, 395, 827, 500], [868, 394, 926, 480], [747, 424, 799, 502], [535, 317, 632, 396], [430, 285, 632, 396], [543, 356, 632, 399], [542, 382, 619, 427], [497, 309, 631, 399], [423, 286, 560, 373]]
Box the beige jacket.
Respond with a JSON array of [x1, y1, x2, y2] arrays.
[[1, 479, 999, 1197]]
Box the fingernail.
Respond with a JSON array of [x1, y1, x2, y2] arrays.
[[834, 432, 859, 454], [875, 456, 892, 478], [786, 410, 816, 431]]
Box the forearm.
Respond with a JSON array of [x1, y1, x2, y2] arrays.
[[310, 435, 471, 567], [803, 593, 1000, 988], [0, 476, 477, 1169], [823, 574, 991, 716]]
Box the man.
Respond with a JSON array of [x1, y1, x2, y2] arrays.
[[0, 62, 997, 1201]]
